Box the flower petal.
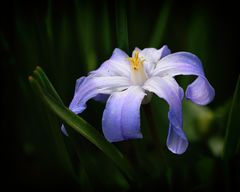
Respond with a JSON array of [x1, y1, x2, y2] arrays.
[[74, 76, 85, 94], [153, 52, 215, 105], [91, 48, 130, 77], [143, 76, 188, 154], [92, 94, 109, 102], [139, 45, 171, 76], [140, 45, 171, 62], [186, 76, 215, 105], [61, 124, 68, 136], [69, 76, 130, 114], [102, 86, 146, 142]]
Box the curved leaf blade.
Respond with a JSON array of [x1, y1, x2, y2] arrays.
[[28, 71, 135, 181], [223, 74, 240, 160]]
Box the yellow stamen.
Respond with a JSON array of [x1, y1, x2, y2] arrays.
[[128, 50, 147, 85], [128, 50, 145, 71]]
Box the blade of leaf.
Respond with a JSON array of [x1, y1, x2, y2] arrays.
[[30, 71, 81, 183], [149, 1, 171, 47], [75, 0, 97, 71], [33, 67, 133, 184], [223, 74, 240, 160], [100, 1, 112, 56], [115, 0, 129, 53], [33, 67, 94, 187], [44, 107, 77, 177], [33, 66, 63, 104], [186, 11, 209, 62], [28, 75, 135, 181]]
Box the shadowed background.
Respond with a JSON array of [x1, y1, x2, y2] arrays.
[[1, 0, 239, 191]]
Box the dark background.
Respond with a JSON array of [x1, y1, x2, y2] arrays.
[[1, 0, 239, 191]]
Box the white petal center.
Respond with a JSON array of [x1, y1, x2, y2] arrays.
[[128, 50, 147, 85]]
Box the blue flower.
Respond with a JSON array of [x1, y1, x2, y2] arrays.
[[63, 46, 215, 154]]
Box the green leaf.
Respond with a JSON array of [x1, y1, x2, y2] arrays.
[[186, 11, 209, 62], [31, 68, 79, 181], [115, 0, 129, 53], [75, 0, 97, 71], [28, 68, 135, 181], [149, 1, 171, 47], [33, 66, 63, 104], [100, 2, 112, 56], [223, 74, 240, 160], [44, 107, 77, 177]]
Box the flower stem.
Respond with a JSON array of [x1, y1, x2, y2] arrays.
[[143, 103, 165, 158]]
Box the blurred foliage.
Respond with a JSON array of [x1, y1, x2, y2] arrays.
[[1, 0, 239, 191], [224, 75, 240, 160]]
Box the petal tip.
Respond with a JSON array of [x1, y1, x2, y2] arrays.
[[111, 48, 129, 60], [167, 125, 189, 155], [61, 124, 68, 136], [167, 139, 189, 155], [105, 136, 124, 143], [186, 80, 215, 105], [124, 132, 143, 140], [159, 45, 171, 58]]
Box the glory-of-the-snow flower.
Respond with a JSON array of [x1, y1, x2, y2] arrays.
[[62, 45, 215, 154]]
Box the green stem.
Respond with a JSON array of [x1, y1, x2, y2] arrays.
[[143, 103, 165, 158]]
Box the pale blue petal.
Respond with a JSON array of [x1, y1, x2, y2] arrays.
[[91, 48, 130, 77], [140, 45, 171, 76], [74, 77, 85, 94], [167, 124, 188, 155], [110, 48, 129, 61], [186, 76, 215, 105], [153, 52, 215, 105], [159, 45, 171, 58], [62, 48, 131, 136], [143, 76, 188, 154], [61, 124, 68, 136], [69, 76, 130, 114], [153, 52, 204, 76], [102, 86, 146, 142], [140, 45, 170, 62], [93, 94, 110, 102]]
